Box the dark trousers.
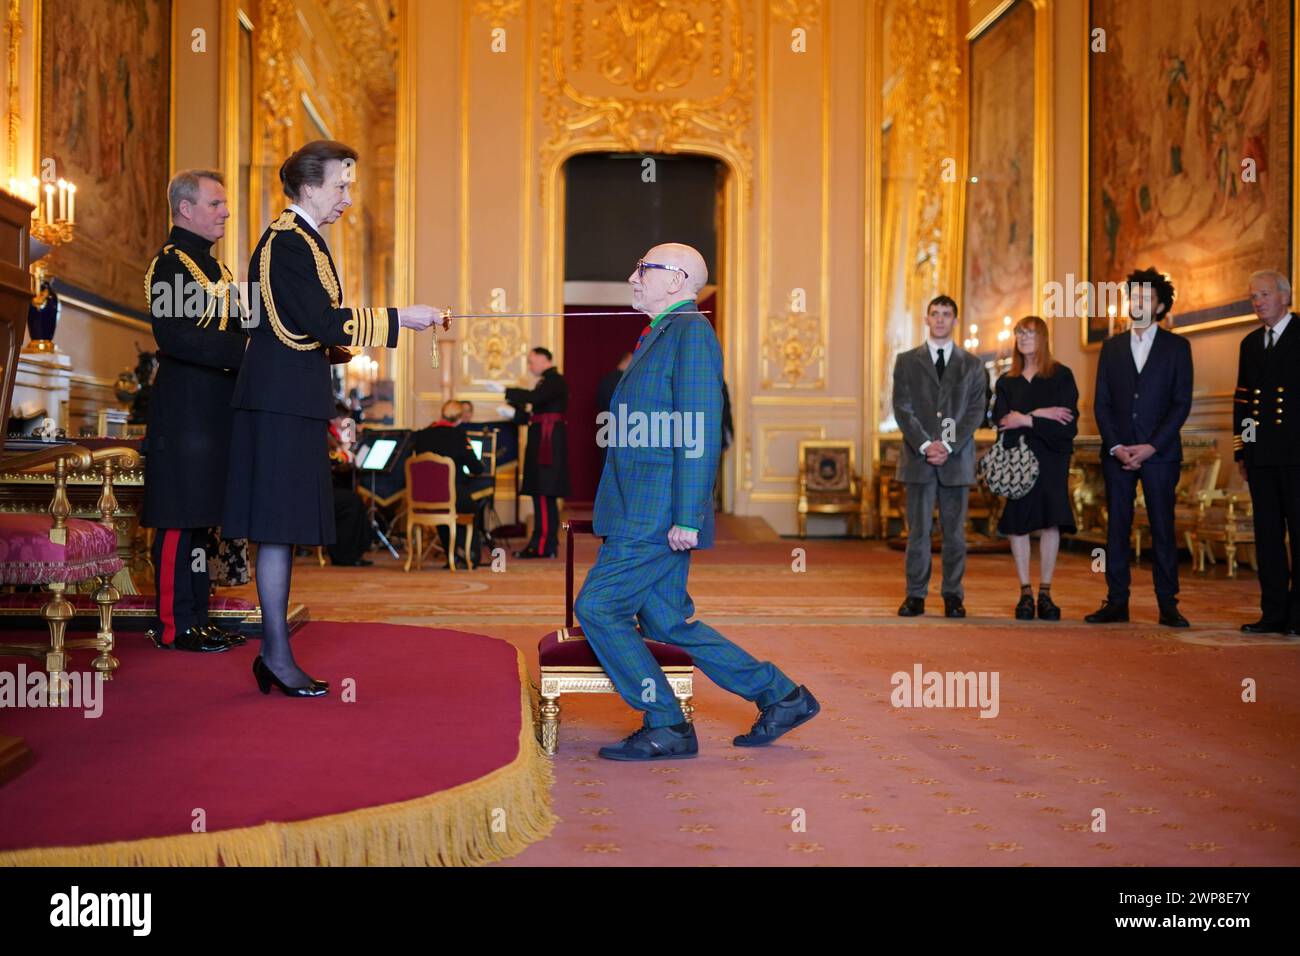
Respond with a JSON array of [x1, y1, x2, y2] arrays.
[[1103, 458, 1180, 604], [528, 494, 560, 554], [328, 486, 372, 565], [151, 527, 210, 642], [1247, 464, 1300, 627]]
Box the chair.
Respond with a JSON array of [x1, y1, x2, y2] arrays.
[[0, 444, 136, 701], [1197, 489, 1256, 578], [797, 440, 869, 538], [535, 520, 695, 756], [403, 451, 474, 572]]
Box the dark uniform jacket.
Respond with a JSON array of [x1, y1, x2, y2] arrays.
[[1234, 313, 1300, 466], [506, 366, 570, 497], [141, 225, 247, 529], [234, 208, 398, 421]]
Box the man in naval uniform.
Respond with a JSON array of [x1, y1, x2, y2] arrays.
[[142, 170, 248, 652], [1235, 269, 1300, 637]]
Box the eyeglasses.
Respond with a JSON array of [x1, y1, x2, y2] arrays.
[[636, 260, 689, 281]]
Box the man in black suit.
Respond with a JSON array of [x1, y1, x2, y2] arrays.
[[1235, 270, 1300, 636], [594, 351, 631, 482], [411, 400, 492, 567], [1087, 267, 1194, 628], [142, 170, 248, 653]]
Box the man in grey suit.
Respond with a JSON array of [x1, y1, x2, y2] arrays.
[[892, 295, 990, 618]]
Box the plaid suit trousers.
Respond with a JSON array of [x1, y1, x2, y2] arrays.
[[574, 535, 796, 727]]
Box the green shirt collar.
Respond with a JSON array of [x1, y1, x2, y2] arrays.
[[651, 298, 696, 327]]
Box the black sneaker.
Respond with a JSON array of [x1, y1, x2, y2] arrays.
[[734, 686, 820, 747], [1036, 592, 1061, 621], [1015, 594, 1035, 620], [598, 723, 698, 761]]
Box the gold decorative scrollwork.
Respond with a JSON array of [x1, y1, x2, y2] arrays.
[[770, 0, 821, 25], [460, 308, 527, 381], [762, 308, 826, 389], [539, 0, 754, 200], [472, 0, 523, 29]]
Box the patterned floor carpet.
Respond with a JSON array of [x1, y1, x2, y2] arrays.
[[225, 517, 1300, 866]]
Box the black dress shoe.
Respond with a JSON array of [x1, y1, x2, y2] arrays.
[[1288, 624, 1300, 638], [1158, 605, 1190, 628], [151, 626, 232, 653], [598, 723, 698, 761], [943, 595, 966, 618], [198, 623, 246, 647], [1015, 594, 1035, 620], [734, 686, 820, 747], [513, 547, 556, 559], [898, 597, 925, 617], [332, 558, 373, 567], [1036, 592, 1061, 621], [1085, 600, 1129, 624], [252, 656, 328, 698], [1241, 619, 1288, 634]]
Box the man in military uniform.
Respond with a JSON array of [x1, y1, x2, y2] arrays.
[[1234, 270, 1300, 636], [142, 170, 248, 652], [493, 347, 569, 558]]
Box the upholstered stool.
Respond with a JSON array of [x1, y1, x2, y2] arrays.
[[534, 520, 695, 756]]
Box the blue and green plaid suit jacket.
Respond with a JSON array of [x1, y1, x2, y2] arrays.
[[593, 300, 722, 549]]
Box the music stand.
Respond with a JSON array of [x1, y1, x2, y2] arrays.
[[357, 434, 409, 559]]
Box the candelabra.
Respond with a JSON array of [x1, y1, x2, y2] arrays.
[[6, 175, 77, 353]]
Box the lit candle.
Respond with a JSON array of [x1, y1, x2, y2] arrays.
[[43, 183, 54, 224], [67, 183, 75, 224], [1107, 304, 1116, 338], [57, 179, 66, 221]]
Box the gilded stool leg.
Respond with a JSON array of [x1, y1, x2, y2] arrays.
[[42, 582, 73, 706], [1226, 542, 1237, 578], [539, 694, 560, 756], [92, 574, 121, 680], [678, 694, 695, 724]]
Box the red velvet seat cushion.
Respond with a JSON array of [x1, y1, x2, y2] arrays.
[[0, 514, 124, 585], [538, 629, 693, 668]]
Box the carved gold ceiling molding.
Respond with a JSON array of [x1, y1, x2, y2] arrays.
[[761, 307, 826, 389], [318, 0, 398, 112], [770, 0, 821, 25], [539, 0, 755, 200], [471, 0, 522, 29]]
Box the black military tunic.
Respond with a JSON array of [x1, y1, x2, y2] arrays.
[[222, 209, 399, 545], [141, 225, 247, 529], [506, 366, 570, 498], [1233, 312, 1300, 629]]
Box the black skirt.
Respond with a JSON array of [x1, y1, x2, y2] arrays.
[[221, 408, 335, 546]]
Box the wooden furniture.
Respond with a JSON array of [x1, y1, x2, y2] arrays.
[[796, 440, 869, 538], [403, 452, 473, 572], [0, 186, 34, 779], [875, 430, 1002, 539], [1197, 488, 1257, 578], [1134, 447, 1221, 563], [535, 520, 695, 757]]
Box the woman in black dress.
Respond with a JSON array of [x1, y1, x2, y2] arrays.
[[223, 140, 446, 695], [992, 315, 1079, 621]]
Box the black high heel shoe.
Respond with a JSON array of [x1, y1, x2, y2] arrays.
[[253, 656, 328, 697]]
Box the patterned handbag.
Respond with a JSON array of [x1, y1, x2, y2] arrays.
[[978, 434, 1040, 500]]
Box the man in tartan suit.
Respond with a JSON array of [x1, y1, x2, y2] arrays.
[[575, 243, 819, 761]]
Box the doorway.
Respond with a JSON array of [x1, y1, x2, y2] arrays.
[[560, 151, 726, 506]]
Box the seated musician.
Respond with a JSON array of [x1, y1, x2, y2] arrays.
[[411, 400, 493, 568], [327, 404, 373, 567]]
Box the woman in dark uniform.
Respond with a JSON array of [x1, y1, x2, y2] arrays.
[[502, 347, 569, 558], [223, 140, 445, 696], [992, 315, 1079, 621]]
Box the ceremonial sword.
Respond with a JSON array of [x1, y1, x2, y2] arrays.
[[427, 309, 713, 368]]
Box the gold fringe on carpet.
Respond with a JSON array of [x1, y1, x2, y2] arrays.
[[0, 651, 557, 867]]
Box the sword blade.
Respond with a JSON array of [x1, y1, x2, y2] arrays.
[[446, 310, 712, 319]]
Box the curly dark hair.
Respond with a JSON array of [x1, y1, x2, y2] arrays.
[[1126, 266, 1176, 317], [279, 140, 358, 201]]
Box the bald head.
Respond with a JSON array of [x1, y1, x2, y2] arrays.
[[629, 242, 708, 316]]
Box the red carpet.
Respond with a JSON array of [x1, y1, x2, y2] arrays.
[[0, 622, 555, 865]]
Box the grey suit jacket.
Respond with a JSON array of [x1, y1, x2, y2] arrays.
[[891, 343, 989, 485]]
